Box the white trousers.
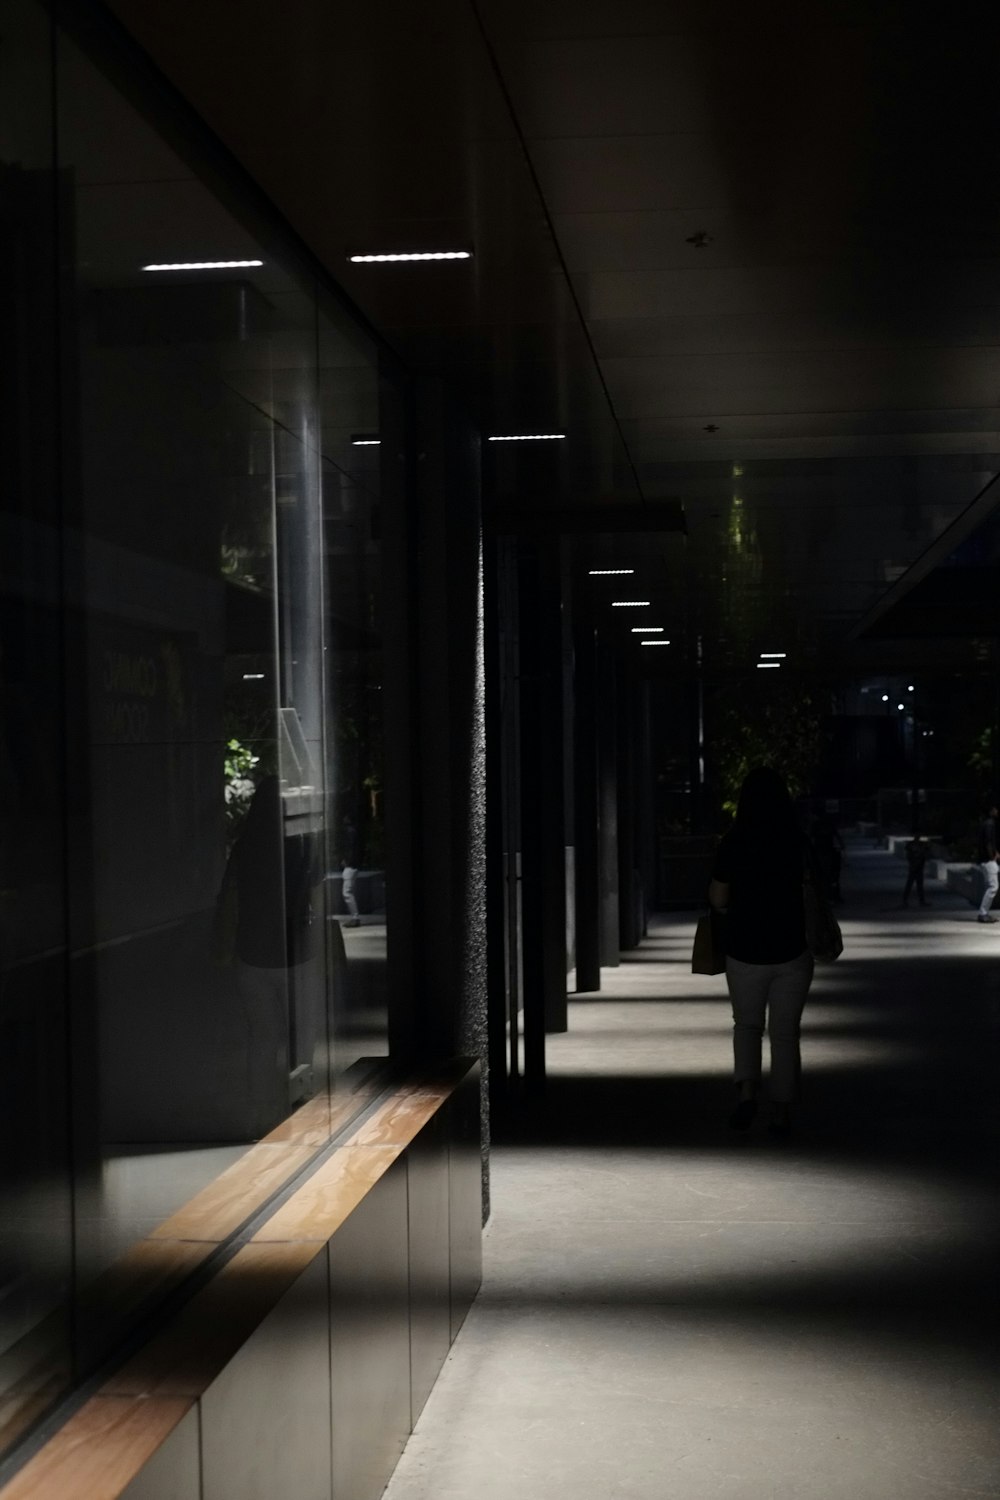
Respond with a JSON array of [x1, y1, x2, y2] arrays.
[[979, 861, 998, 917], [725, 950, 814, 1104]]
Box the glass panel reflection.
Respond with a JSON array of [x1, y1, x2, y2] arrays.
[[0, 0, 398, 1456], [0, 0, 74, 1452], [320, 318, 388, 1069], [51, 8, 392, 1377]]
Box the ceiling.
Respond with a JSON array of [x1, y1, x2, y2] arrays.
[[104, 0, 1000, 683]]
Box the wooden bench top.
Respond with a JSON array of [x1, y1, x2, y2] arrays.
[[0, 1062, 478, 1500]]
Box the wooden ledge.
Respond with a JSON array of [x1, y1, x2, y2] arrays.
[[102, 1241, 323, 1399], [0, 1062, 478, 1500], [69, 1076, 387, 1376], [251, 1144, 398, 1243], [347, 1091, 447, 1148], [148, 1141, 318, 1243], [0, 1396, 195, 1500]]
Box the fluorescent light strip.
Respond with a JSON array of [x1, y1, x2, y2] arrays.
[[142, 260, 263, 271], [759, 652, 787, 659], [242, 673, 265, 680], [352, 439, 381, 447], [349, 251, 472, 262], [488, 433, 565, 442], [589, 569, 634, 575], [631, 627, 664, 633], [640, 640, 671, 646], [611, 601, 650, 607], [756, 662, 781, 669]]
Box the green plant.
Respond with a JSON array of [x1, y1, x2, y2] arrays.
[[224, 737, 259, 836]]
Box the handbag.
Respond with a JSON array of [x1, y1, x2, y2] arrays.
[[803, 864, 843, 962], [691, 910, 726, 975]]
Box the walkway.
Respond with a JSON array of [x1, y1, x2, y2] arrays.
[[384, 841, 1000, 1500]]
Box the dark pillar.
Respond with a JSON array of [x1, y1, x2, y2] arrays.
[[518, 538, 567, 1077], [636, 681, 655, 935], [598, 638, 620, 966], [403, 378, 489, 1195], [617, 657, 641, 950], [561, 551, 575, 984], [573, 601, 601, 992], [483, 530, 510, 1120], [496, 542, 522, 1079]]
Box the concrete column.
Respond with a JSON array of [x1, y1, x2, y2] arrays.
[[617, 657, 641, 951], [636, 681, 655, 937], [573, 602, 601, 992], [401, 379, 489, 1192], [483, 530, 511, 1117], [598, 639, 620, 966], [518, 538, 568, 1070]]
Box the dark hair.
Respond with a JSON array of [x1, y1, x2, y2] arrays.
[[735, 766, 799, 839]]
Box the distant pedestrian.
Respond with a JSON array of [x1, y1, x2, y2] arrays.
[[341, 861, 361, 927], [976, 804, 998, 924], [708, 767, 814, 1137], [902, 836, 929, 908]]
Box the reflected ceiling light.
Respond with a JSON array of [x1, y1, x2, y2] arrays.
[[756, 662, 780, 669], [488, 433, 565, 442], [349, 250, 472, 262], [908, 684, 915, 691], [640, 639, 671, 646], [589, 568, 634, 575], [242, 672, 265, 680], [881, 694, 890, 702], [142, 259, 263, 270], [759, 652, 786, 658], [611, 600, 650, 607], [897, 703, 905, 711], [351, 437, 381, 446], [631, 627, 664, 633]]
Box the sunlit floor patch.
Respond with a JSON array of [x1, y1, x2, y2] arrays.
[[383, 842, 1000, 1500]]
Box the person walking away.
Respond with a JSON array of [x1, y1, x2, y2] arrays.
[[976, 804, 998, 924], [902, 835, 929, 907], [708, 767, 814, 1136]]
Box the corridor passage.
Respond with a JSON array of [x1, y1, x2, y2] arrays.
[[384, 841, 1000, 1500]]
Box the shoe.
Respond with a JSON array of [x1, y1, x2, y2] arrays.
[[977, 914, 997, 924], [728, 1099, 757, 1131], [768, 1104, 792, 1138]]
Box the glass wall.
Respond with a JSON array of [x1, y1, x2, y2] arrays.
[[0, 0, 74, 1452], [0, 0, 397, 1454]]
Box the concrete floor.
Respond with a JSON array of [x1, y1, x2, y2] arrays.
[[384, 841, 1000, 1500]]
